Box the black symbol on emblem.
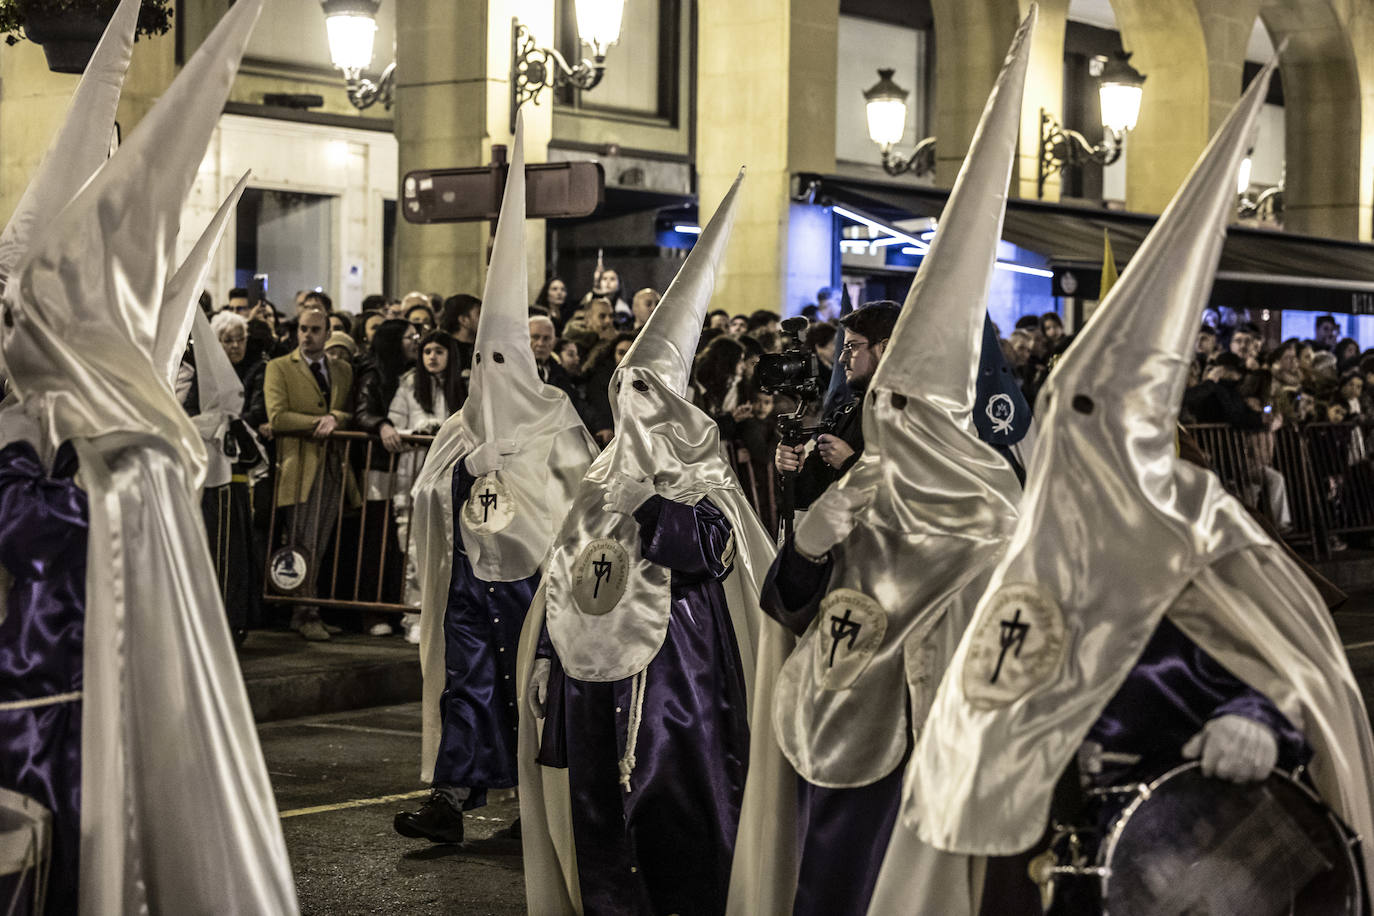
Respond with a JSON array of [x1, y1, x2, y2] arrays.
[[591, 553, 614, 599], [478, 488, 499, 522], [990, 608, 1031, 685], [827, 608, 863, 668]]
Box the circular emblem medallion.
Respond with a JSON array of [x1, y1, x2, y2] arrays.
[[985, 392, 1016, 435], [463, 472, 515, 534], [571, 537, 631, 617], [962, 582, 1067, 710], [814, 588, 887, 691], [269, 547, 308, 593]]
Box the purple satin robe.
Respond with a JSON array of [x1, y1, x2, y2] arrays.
[[0, 441, 86, 916], [433, 461, 537, 807], [1087, 615, 1309, 784], [539, 495, 749, 916], [760, 540, 899, 916]]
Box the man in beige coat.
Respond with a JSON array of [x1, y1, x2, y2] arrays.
[[264, 305, 358, 639]]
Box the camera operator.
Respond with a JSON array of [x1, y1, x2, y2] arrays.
[[773, 301, 901, 509]]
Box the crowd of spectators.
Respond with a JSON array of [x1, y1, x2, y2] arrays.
[[181, 264, 1374, 637], [185, 267, 815, 643]]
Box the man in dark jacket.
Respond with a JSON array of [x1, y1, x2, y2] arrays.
[[774, 301, 901, 509], [1183, 351, 1265, 430], [530, 314, 596, 434]]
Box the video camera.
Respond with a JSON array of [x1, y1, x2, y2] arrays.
[[757, 316, 833, 447], [756, 316, 819, 399]]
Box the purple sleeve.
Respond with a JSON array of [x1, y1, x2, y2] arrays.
[[759, 538, 833, 637], [452, 457, 477, 505], [632, 494, 734, 581]]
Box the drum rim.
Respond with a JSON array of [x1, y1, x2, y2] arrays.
[[1095, 760, 1363, 916]]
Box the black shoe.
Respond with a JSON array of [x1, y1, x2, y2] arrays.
[[393, 792, 464, 844]]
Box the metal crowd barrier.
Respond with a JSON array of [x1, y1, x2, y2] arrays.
[[262, 429, 435, 614], [1184, 421, 1374, 558]]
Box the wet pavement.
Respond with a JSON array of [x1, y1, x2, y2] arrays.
[[261, 703, 525, 915], [260, 594, 1374, 915]]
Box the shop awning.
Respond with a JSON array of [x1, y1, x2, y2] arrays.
[[802, 172, 1374, 314]]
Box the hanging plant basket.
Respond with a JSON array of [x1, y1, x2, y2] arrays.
[[21, 7, 108, 73], [0, 0, 174, 75]]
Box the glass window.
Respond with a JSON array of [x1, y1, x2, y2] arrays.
[[554, 0, 675, 120]]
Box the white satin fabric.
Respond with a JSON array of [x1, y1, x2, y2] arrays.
[[519, 168, 773, 913], [543, 171, 753, 683], [0, 0, 299, 910], [909, 55, 1374, 888], [411, 419, 593, 783], [184, 180, 251, 488], [768, 5, 1032, 791], [456, 115, 593, 584], [411, 114, 598, 781]]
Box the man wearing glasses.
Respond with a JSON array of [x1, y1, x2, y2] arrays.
[[773, 301, 901, 509]]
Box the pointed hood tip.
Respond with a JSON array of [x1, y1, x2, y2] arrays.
[[868, 3, 1035, 406], [1050, 27, 1275, 421], [617, 170, 746, 394]]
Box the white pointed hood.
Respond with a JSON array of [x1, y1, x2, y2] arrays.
[[911, 56, 1374, 885], [543, 169, 771, 690], [765, 6, 1034, 799], [182, 174, 252, 489], [839, 7, 1031, 542], [0, 0, 139, 292], [460, 114, 580, 443], [0, 1, 300, 911], [160, 171, 253, 389], [1, 0, 264, 486], [450, 112, 598, 583]]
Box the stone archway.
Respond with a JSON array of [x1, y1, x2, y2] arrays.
[[1258, 0, 1363, 239]]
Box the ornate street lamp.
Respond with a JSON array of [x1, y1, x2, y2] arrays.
[[1037, 52, 1146, 198], [1236, 152, 1284, 222], [511, 0, 627, 131], [863, 68, 936, 178], [320, 0, 395, 110]]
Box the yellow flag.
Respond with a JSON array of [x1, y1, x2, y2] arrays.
[[1100, 227, 1119, 299]]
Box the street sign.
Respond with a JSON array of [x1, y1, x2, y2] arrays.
[[402, 160, 604, 223]]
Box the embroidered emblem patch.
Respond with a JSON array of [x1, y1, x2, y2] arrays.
[[962, 582, 1066, 709], [571, 537, 630, 616], [815, 588, 886, 690], [985, 392, 1015, 435], [463, 472, 515, 534], [269, 547, 308, 593]]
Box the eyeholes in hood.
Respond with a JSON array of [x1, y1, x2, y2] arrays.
[[493, 351, 505, 363], [1072, 394, 1095, 415], [633, 379, 649, 393]]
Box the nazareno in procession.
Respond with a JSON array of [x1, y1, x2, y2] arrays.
[[0, 1, 1371, 914]]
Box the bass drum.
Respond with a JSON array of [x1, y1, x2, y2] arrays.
[[1097, 762, 1365, 916]]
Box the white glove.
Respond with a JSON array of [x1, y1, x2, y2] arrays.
[[465, 438, 518, 477], [529, 658, 552, 719], [602, 474, 656, 517], [1181, 714, 1278, 783], [793, 485, 875, 560]]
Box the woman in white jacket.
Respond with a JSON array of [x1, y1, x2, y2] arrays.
[[390, 331, 464, 640]]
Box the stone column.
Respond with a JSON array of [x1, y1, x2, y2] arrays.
[[394, 0, 552, 300], [1110, 0, 1211, 214], [697, 0, 838, 316], [1261, 1, 1363, 240]]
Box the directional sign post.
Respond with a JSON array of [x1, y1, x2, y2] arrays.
[[402, 147, 605, 224]]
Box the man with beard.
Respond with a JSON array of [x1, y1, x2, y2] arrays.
[[773, 302, 901, 510]]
